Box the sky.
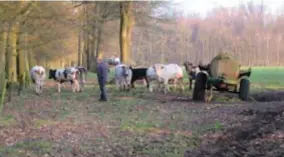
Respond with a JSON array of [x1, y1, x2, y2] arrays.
[[173, 0, 284, 17]]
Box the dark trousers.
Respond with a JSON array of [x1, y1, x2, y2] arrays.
[[99, 81, 107, 101]]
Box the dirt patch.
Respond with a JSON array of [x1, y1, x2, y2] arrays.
[[184, 102, 284, 157], [251, 91, 284, 102], [146, 128, 192, 137]]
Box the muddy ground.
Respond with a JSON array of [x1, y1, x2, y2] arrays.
[[184, 92, 284, 157]]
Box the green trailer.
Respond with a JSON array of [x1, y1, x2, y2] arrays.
[[192, 53, 252, 101]]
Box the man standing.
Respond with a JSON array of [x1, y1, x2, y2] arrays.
[[97, 54, 108, 101]]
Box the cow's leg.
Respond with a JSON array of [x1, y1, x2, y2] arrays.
[[123, 80, 127, 90], [127, 83, 131, 91], [180, 78, 185, 92], [79, 80, 84, 92], [173, 78, 177, 92], [120, 80, 125, 91], [178, 77, 184, 92], [163, 79, 169, 94], [115, 78, 120, 90], [189, 78, 193, 90], [38, 84, 42, 94], [71, 82, 75, 93], [77, 81, 81, 92], [148, 80, 153, 92], [57, 82, 61, 92], [73, 80, 80, 92], [35, 83, 39, 94], [128, 79, 132, 91], [39, 80, 43, 94], [147, 77, 153, 92], [157, 80, 162, 92], [143, 78, 147, 87], [131, 79, 135, 88]]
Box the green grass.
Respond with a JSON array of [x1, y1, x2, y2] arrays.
[[0, 114, 17, 127], [0, 140, 52, 156], [249, 67, 284, 89]]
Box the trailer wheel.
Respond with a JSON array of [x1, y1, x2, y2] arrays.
[[239, 78, 250, 101], [193, 72, 207, 101]]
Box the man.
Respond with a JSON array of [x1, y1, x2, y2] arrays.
[[97, 54, 108, 101]]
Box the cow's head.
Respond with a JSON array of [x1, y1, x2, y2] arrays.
[[65, 67, 79, 80], [49, 69, 56, 79], [122, 66, 128, 77], [34, 69, 42, 75], [153, 64, 164, 76], [183, 61, 193, 72], [76, 66, 87, 83], [122, 66, 132, 83]]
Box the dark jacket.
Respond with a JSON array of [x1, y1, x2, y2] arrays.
[[97, 61, 108, 84]]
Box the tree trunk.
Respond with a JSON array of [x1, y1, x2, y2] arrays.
[[77, 28, 82, 66], [6, 22, 19, 101], [92, 23, 103, 73], [17, 31, 25, 96], [7, 23, 18, 83], [82, 3, 88, 68], [135, 31, 143, 65], [24, 33, 30, 87], [119, 1, 134, 65], [0, 26, 8, 111]]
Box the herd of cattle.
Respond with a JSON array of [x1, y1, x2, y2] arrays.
[[30, 66, 88, 94], [29, 61, 200, 95]]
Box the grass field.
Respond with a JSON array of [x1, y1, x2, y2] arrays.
[[0, 67, 283, 157]]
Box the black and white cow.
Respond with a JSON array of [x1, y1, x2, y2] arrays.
[[30, 65, 46, 94], [48, 67, 80, 92]]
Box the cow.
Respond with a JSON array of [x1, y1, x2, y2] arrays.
[[107, 56, 120, 66], [114, 64, 133, 91], [48, 67, 80, 93], [130, 68, 149, 88], [74, 66, 87, 92], [146, 64, 163, 92], [30, 65, 46, 94], [183, 61, 200, 89], [152, 63, 184, 94]]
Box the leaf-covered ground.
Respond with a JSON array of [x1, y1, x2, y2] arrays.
[[1, 67, 284, 157]]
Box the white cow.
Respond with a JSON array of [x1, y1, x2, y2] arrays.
[[146, 63, 164, 92], [114, 57, 120, 65], [48, 67, 80, 93], [114, 64, 133, 91], [30, 65, 46, 94], [153, 63, 184, 93]]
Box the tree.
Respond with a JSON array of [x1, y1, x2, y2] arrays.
[[119, 1, 134, 64], [0, 24, 8, 111]]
